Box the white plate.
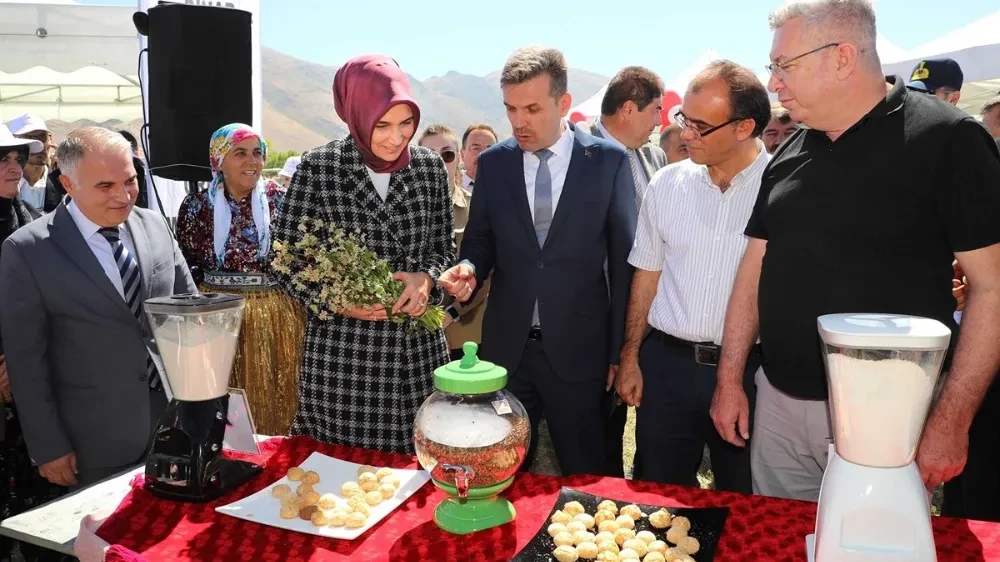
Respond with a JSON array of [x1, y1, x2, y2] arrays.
[[215, 451, 431, 539]]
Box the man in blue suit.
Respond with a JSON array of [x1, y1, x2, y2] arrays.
[[439, 46, 637, 476]]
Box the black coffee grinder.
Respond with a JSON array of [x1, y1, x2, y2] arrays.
[[143, 293, 261, 502]]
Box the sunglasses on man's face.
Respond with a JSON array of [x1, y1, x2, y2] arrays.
[[439, 150, 456, 164]]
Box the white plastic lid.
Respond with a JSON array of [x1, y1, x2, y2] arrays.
[[817, 314, 951, 350]]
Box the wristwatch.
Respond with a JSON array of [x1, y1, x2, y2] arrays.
[[446, 305, 460, 321]]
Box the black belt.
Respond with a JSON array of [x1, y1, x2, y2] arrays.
[[650, 329, 760, 367], [528, 327, 543, 341]]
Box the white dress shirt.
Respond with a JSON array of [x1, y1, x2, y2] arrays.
[[461, 172, 475, 194], [597, 119, 649, 209], [366, 167, 391, 201], [524, 122, 574, 221], [19, 165, 48, 210], [67, 201, 138, 300], [628, 145, 770, 344], [460, 123, 575, 280], [596, 120, 625, 150]]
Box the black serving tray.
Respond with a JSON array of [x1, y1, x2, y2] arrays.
[[512, 487, 729, 561]]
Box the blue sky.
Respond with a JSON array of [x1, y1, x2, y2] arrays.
[[88, 0, 998, 80]]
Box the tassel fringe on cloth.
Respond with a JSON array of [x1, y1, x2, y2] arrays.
[[201, 272, 305, 436]]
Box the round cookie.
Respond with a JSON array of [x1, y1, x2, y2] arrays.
[[310, 510, 330, 526], [378, 483, 396, 500], [302, 471, 321, 485], [577, 541, 599, 560], [597, 500, 619, 515], [553, 531, 575, 548], [318, 493, 339, 510], [553, 545, 579, 562], [563, 501, 586, 516], [345, 511, 367, 528], [365, 490, 383, 506], [678, 536, 700, 555]]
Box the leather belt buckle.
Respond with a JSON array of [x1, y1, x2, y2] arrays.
[[694, 344, 720, 366]]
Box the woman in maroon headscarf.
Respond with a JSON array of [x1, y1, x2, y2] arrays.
[[271, 55, 454, 453]]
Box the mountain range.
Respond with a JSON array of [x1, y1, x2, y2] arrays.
[[260, 48, 611, 152], [46, 47, 612, 154]]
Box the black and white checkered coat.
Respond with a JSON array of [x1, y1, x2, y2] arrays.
[[272, 137, 454, 454]]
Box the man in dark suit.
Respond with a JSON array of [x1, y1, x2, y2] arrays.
[[0, 127, 196, 488], [577, 66, 667, 212], [577, 66, 669, 478], [439, 46, 637, 476]]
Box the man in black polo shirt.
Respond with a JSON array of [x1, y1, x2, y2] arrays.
[[709, 0, 1000, 503]]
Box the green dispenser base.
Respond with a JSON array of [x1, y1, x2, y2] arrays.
[[432, 476, 516, 535]]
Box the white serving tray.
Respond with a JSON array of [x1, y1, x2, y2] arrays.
[[215, 451, 431, 539]]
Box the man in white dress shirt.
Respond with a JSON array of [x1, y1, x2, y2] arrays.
[[459, 123, 498, 193], [616, 61, 771, 491], [0, 127, 195, 488], [7, 113, 55, 211]]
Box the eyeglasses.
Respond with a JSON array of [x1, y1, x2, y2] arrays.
[[674, 112, 745, 139], [439, 150, 456, 164], [765, 42, 841, 80]]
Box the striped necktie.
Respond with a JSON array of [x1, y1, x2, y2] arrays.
[[98, 227, 160, 390], [627, 149, 648, 210]]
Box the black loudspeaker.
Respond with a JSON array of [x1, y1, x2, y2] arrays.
[[140, 3, 253, 182]]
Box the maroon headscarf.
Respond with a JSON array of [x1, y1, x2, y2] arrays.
[[333, 54, 421, 174]]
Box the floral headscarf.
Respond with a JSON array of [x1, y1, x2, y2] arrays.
[[206, 123, 270, 268]]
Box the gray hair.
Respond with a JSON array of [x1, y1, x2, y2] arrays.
[[57, 126, 133, 181], [500, 46, 568, 98], [980, 94, 1000, 117], [769, 0, 881, 71]]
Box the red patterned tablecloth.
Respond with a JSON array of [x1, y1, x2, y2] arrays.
[[96, 436, 1000, 561]]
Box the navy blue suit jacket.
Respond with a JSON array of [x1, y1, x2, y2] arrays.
[[460, 125, 637, 382]]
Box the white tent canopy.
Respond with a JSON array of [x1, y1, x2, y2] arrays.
[[0, 1, 141, 123], [0, 0, 139, 76], [0, 66, 141, 122], [569, 84, 607, 120], [882, 9, 1000, 116]]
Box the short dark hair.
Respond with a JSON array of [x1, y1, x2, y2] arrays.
[[659, 123, 680, 149], [417, 124, 457, 146], [461, 123, 498, 149], [770, 106, 794, 125], [500, 46, 568, 98], [689, 60, 771, 138], [982, 95, 1000, 117], [118, 130, 139, 152], [601, 66, 664, 116]]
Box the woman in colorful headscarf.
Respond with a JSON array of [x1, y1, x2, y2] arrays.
[[175, 123, 304, 436], [271, 55, 454, 454]]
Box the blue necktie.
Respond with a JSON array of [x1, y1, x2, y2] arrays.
[[99, 227, 160, 390], [532, 149, 553, 327]]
